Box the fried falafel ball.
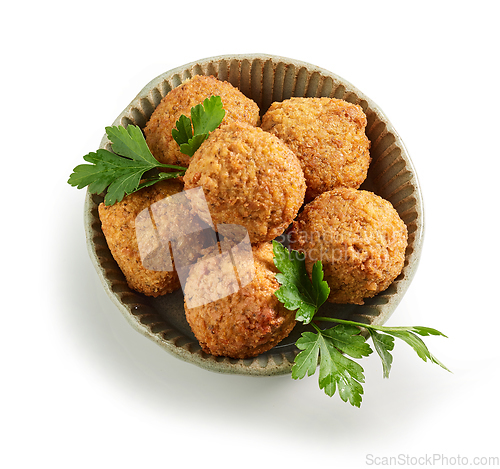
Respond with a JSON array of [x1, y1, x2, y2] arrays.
[[261, 97, 371, 202], [98, 179, 210, 297], [289, 188, 408, 305], [184, 242, 296, 359], [183, 121, 306, 244], [144, 75, 260, 167]]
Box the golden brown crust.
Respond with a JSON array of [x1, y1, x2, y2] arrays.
[[144, 75, 260, 167], [289, 188, 408, 305], [183, 121, 306, 244], [99, 180, 184, 297], [183, 243, 296, 358], [261, 97, 371, 201], [98, 179, 214, 297]]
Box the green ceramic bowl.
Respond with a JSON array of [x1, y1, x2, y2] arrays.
[[84, 53, 424, 376]]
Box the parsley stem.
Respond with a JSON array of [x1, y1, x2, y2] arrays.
[[157, 163, 188, 171], [314, 316, 373, 327], [311, 322, 323, 333], [313, 316, 398, 333], [314, 316, 448, 338]]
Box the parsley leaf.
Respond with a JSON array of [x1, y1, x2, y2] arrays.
[[368, 329, 394, 378], [322, 324, 373, 359], [192, 95, 226, 135], [293, 325, 371, 407], [172, 95, 225, 157], [272, 240, 450, 406], [272, 240, 329, 324], [68, 125, 187, 206], [171, 114, 193, 146], [374, 325, 450, 373], [317, 332, 365, 407], [291, 331, 321, 379]]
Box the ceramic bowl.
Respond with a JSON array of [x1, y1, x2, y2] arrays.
[[84, 53, 424, 376]]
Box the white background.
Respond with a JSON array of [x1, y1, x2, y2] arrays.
[[3, 1, 499, 467]]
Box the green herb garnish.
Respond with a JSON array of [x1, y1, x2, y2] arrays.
[[272, 240, 449, 407], [172, 95, 225, 157], [68, 125, 186, 206], [273, 239, 330, 324]]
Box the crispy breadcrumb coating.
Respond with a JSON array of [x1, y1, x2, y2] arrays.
[[183, 121, 306, 244], [289, 188, 408, 305], [99, 179, 210, 297], [261, 97, 371, 202], [184, 242, 296, 358]]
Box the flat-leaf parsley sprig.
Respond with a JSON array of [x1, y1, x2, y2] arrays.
[[68, 125, 186, 206], [273, 238, 330, 324], [172, 95, 225, 157], [271, 240, 449, 407], [68, 95, 225, 205]]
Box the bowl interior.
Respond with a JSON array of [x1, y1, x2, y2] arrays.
[[84, 54, 423, 376]]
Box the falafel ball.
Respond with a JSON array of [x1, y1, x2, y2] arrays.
[[261, 97, 371, 202], [184, 242, 296, 359], [144, 75, 260, 167], [183, 121, 306, 244], [98, 179, 211, 297], [289, 188, 408, 305]]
